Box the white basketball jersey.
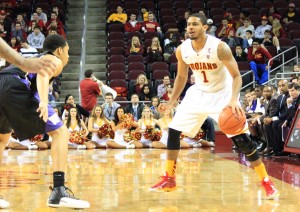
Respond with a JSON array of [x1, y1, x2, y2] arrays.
[[181, 35, 232, 92]]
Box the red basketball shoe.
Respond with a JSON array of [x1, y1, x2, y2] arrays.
[[149, 172, 176, 192], [261, 177, 280, 200]]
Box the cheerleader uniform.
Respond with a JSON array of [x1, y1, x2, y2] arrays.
[[91, 122, 109, 147], [113, 129, 129, 146]]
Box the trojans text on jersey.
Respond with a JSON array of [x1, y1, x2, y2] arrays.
[[189, 62, 217, 71]]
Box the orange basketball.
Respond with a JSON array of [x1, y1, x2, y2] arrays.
[[218, 106, 246, 135]]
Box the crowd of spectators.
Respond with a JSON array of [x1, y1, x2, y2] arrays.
[[106, 0, 300, 104], [0, 1, 68, 103]]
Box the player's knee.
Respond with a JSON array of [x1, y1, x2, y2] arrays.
[[231, 133, 260, 161], [167, 128, 181, 150]]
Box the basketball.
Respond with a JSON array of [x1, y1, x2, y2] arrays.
[[218, 106, 246, 135]]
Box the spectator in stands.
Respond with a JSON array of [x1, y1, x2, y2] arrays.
[[272, 17, 288, 39], [51, 6, 65, 25], [29, 12, 45, 32], [27, 26, 45, 50], [216, 18, 229, 39], [125, 94, 144, 121], [48, 27, 58, 35], [163, 34, 179, 62], [48, 83, 56, 107], [233, 45, 247, 62], [79, 69, 101, 112], [206, 19, 217, 37], [262, 30, 281, 53], [291, 76, 300, 83], [161, 83, 173, 101], [45, 12, 66, 38], [52, 75, 61, 101], [180, 30, 189, 43], [255, 16, 272, 40], [147, 36, 162, 63], [244, 30, 254, 50], [221, 28, 240, 48], [107, 5, 127, 25], [11, 22, 27, 42], [137, 6, 157, 23], [124, 13, 142, 34], [157, 75, 170, 98], [32, 6, 47, 24], [247, 38, 273, 85], [266, 6, 280, 25], [19, 39, 38, 58], [236, 18, 255, 48], [178, 11, 190, 34], [102, 92, 120, 121], [141, 11, 162, 37], [129, 74, 152, 97], [126, 36, 143, 56], [139, 84, 155, 102], [61, 94, 90, 121], [294, 64, 300, 73], [181, 74, 195, 98], [0, 10, 12, 42], [13, 14, 27, 32], [235, 10, 249, 30], [282, 3, 300, 24], [224, 12, 235, 29], [8, 36, 20, 52], [150, 96, 160, 119], [0, 22, 7, 40]]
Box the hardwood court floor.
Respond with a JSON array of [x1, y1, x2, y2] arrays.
[[1, 146, 300, 212]]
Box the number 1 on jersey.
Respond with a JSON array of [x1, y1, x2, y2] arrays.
[[201, 71, 209, 83]]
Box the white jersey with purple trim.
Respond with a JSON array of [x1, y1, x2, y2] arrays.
[[180, 35, 232, 93]]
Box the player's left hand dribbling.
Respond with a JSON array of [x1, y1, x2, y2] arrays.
[[37, 101, 48, 122]]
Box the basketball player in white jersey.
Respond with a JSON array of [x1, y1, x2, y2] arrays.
[[149, 13, 279, 200]]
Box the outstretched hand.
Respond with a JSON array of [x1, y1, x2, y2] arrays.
[[20, 58, 56, 76], [36, 101, 48, 122]]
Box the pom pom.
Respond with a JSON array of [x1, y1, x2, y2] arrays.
[[69, 131, 87, 144], [97, 124, 115, 139]]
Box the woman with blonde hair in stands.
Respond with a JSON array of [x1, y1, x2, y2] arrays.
[[272, 17, 288, 39], [147, 36, 162, 63], [64, 107, 95, 150], [134, 106, 159, 148], [126, 36, 144, 56], [107, 107, 138, 149], [129, 74, 152, 96], [88, 105, 111, 148]]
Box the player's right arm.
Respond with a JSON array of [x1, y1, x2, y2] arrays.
[[0, 37, 56, 76], [166, 45, 189, 108]]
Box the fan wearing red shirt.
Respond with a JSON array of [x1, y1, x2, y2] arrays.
[[79, 69, 101, 112], [247, 38, 273, 85], [142, 11, 162, 36], [124, 13, 142, 33]]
